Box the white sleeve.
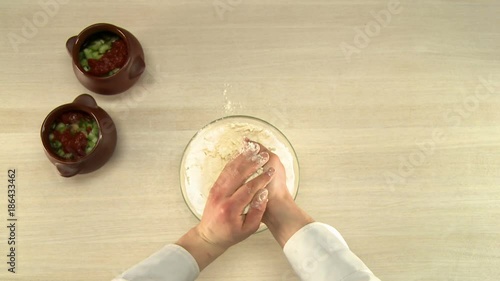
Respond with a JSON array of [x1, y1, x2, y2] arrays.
[[283, 222, 381, 281], [112, 244, 200, 281]]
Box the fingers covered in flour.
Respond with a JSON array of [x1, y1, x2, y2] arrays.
[[232, 167, 274, 209], [212, 139, 270, 196]]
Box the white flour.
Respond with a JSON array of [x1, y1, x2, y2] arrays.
[[222, 84, 242, 114], [183, 121, 297, 216]]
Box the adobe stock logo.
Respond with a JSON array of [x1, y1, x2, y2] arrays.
[[7, 0, 69, 53], [107, 64, 168, 121], [383, 75, 498, 190], [213, 0, 243, 20], [339, 0, 403, 62]]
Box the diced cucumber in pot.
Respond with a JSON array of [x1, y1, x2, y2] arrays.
[[78, 32, 127, 77], [49, 111, 100, 160]]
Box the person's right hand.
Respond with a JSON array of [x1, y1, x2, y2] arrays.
[[248, 139, 314, 248], [245, 138, 291, 204]]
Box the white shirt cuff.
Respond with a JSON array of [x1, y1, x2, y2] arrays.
[[114, 244, 199, 281], [283, 222, 380, 281]]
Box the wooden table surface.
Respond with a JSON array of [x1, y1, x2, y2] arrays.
[[1, 1, 499, 280]]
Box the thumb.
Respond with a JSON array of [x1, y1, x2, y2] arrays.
[[243, 188, 269, 233]]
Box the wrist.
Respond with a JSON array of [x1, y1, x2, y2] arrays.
[[263, 198, 314, 248], [176, 226, 228, 270]]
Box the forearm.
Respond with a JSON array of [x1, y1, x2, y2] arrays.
[[263, 198, 314, 248], [175, 226, 227, 270]]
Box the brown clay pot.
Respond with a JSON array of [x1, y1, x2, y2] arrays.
[[66, 23, 146, 95], [41, 94, 117, 177]]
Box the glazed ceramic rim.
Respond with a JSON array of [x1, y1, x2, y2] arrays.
[[179, 115, 300, 233], [72, 23, 130, 80], [41, 104, 103, 163]]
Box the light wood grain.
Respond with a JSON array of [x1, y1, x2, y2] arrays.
[[1, 0, 499, 280]]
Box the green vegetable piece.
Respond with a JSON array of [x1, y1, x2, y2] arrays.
[[83, 48, 93, 59], [88, 133, 97, 143], [64, 153, 73, 159], [99, 44, 111, 54], [70, 123, 79, 132], [49, 133, 54, 141], [85, 146, 94, 154], [83, 66, 90, 71], [51, 140, 62, 149], [89, 40, 102, 51], [108, 68, 120, 76], [80, 58, 89, 67], [57, 149, 65, 157], [91, 123, 98, 135], [56, 122, 66, 132], [87, 143, 96, 151]]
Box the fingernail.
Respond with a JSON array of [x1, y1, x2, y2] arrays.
[[251, 152, 269, 165], [252, 189, 268, 209], [242, 140, 260, 156], [266, 167, 275, 176]]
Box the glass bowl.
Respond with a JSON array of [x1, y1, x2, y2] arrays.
[[179, 115, 300, 232]]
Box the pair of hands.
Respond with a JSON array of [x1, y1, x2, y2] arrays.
[[177, 139, 298, 270], [197, 139, 290, 249]]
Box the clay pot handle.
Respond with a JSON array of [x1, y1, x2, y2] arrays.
[[129, 56, 146, 79], [73, 94, 98, 109], [56, 163, 81, 177], [66, 36, 78, 56]]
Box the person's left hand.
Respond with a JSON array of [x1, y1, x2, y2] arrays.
[[176, 140, 275, 269]]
